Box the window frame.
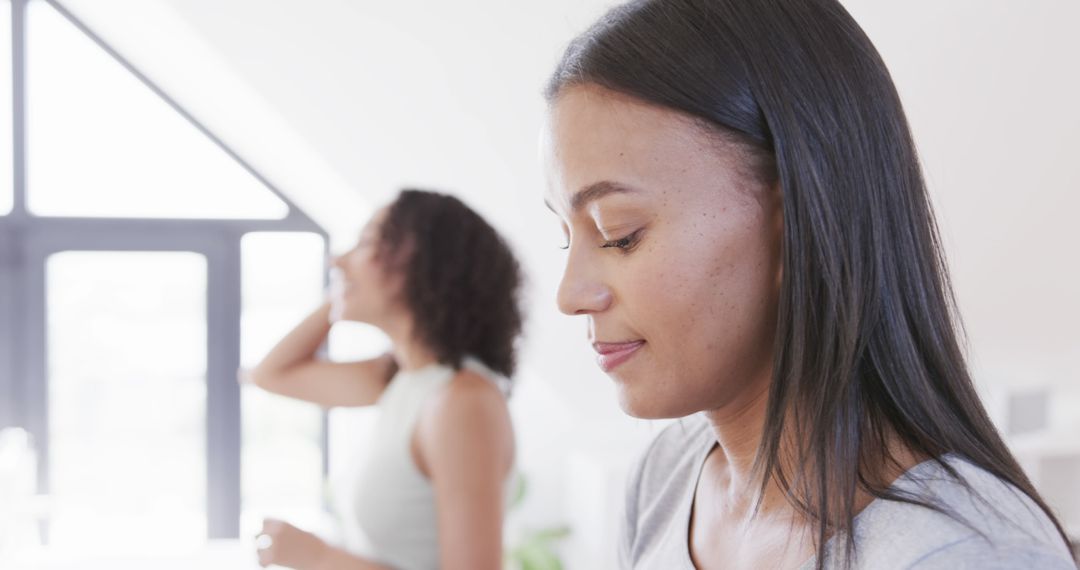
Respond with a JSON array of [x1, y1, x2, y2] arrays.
[[0, 0, 329, 540]]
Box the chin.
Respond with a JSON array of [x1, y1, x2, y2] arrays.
[[617, 388, 693, 420]]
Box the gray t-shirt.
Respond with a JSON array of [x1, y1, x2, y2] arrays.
[[619, 413, 1075, 569]]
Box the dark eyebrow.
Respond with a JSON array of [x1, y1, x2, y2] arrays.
[[572, 180, 638, 211], [544, 180, 640, 215]]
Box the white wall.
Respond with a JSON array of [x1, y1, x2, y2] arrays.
[[58, 0, 1080, 563], [844, 0, 1080, 401]]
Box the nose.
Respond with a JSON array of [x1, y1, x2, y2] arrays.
[[556, 249, 613, 316]]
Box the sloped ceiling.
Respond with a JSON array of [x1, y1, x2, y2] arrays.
[[50, 0, 1080, 416]]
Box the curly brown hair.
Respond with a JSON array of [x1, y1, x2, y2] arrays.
[[376, 189, 524, 378]]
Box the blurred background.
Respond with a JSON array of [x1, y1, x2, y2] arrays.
[[0, 0, 1076, 568]]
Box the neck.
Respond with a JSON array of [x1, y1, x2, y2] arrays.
[[700, 377, 918, 525], [382, 315, 438, 371], [699, 376, 792, 519]]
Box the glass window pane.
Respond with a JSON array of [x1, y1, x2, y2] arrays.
[[25, 0, 288, 219], [241, 232, 325, 536], [1, 0, 12, 215], [46, 251, 207, 555]]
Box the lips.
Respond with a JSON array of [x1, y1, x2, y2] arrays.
[[592, 340, 645, 372]]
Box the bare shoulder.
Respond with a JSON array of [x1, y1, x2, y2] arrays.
[[426, 368, 511, 429], [414, 367, 514, 478]]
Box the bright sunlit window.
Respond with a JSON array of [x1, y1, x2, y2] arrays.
[[1, 0, 12, 215], [6, 0, 335, 554], [240, 232, 327, 536], [4, 0, 335, 558], [24, 0, 288, 219], [47, 251, 208, 554]]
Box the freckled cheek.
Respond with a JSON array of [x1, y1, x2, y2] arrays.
[[643, 236, 753, 342], [623, 246, 712, 337]]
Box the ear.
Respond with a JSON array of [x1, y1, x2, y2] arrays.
[[769, 182, 784, 291]]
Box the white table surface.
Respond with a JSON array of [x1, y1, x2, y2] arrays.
[[1, 540, 264, 570]]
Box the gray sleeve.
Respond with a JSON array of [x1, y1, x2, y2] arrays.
[[910, 534, 1078, 569], [618, 452, 644, 570]]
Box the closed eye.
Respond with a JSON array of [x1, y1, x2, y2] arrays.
[[600, 228, 644, 252]]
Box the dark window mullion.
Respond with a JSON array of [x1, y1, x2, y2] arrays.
[[0, 226, 22, 430], [12, 0, 27, 217], [205, 234, 242, 539]]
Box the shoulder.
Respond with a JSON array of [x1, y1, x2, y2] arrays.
[[843, 455, 1074, 568], [429, 368, 509, 419], [421, 367, 509, 429], [417, 367, 513, 455], [903, 535, 1077, 569]]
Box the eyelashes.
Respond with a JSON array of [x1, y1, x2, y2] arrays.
[[558, 228, 644, 252], [600, 228, 644, 252]]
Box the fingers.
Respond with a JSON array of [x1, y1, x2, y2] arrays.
[[256, 518, 283, 567], [255, 533, 274, 550], [254, 518, 318, 569], [255, 532, 273, 567]]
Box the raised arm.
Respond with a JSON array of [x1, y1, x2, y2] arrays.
[[243, 302, 394, 408]]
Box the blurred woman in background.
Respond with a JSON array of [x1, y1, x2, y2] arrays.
[[246, 189, 523, 570], [542, 0, 1075, 568]]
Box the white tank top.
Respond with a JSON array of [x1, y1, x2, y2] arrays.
[[341, 357, 513, 570]]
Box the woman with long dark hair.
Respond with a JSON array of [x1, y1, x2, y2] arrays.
[[542, 1, 1075, 568], [246, 189, 523, 570]]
